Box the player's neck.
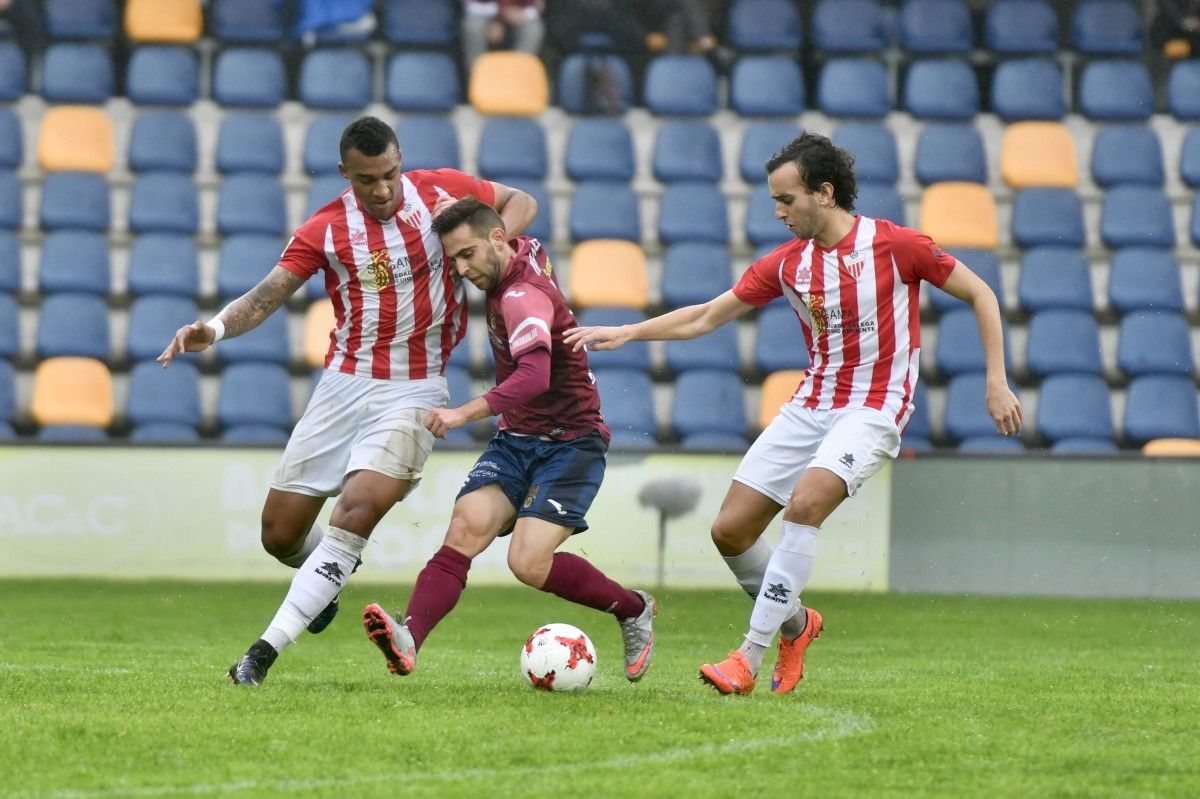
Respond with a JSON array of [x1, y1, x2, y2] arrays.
[[813, 209, 856, 249]]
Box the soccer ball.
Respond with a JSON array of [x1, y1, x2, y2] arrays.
[[520, 623, 597, 692]]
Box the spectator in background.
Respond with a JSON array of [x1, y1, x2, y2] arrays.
[[1151, 0, 1200, 58], [288, 0, 377, 47], [462, 1, 545, 72], [640, 0, 719, 59], [544, 0, 649, 81]]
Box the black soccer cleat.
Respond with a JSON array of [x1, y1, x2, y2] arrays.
[[307, 596, 339, 634], [227, 640, 278, 685]]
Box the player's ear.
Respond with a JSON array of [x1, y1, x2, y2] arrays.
[[489, 226, 507, 248]]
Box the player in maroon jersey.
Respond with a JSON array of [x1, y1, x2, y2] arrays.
[[362, 198, 657, 683]]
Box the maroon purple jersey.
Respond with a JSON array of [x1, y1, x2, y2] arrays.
[[485, 237, 610, 444]]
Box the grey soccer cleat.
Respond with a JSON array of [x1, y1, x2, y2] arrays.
[[362, 603, 417, 676], [618, 590, 657, 681]]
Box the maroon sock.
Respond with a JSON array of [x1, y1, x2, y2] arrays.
[[539, 552, 644, 620], [403, 545, 471, 651]]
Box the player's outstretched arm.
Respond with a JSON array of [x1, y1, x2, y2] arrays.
[[425, 397, 493, 439], [564, 290, 753, 351]]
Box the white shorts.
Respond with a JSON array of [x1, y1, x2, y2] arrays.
[[271, 370, 448, 498], [733, 401, 902, 506]]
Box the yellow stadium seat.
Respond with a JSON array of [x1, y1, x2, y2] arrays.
[[303, 299, 336, 368], [37, 106, 114, 173], [30, 357, 114, 427], [568, 240, 648, 309], [1142, 438, 1200, 457], [919, 182, 999, 250], [999, 122, 1079, 189], [468, 52, 549, 116], [125, 0, 202, 43], [758, 370, 806, 429]]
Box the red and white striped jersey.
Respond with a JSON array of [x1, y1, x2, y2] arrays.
[[733, 216, 956, 427], [278, 169, 496, 381]]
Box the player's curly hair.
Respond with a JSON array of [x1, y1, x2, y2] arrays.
[[432, 196, 505, 239], [339, 116, 400, 161], [765, 132, 858, 212]]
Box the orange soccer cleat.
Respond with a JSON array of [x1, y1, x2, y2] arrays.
[[771, 607, 824, 694], [699, 650, 756, 696]]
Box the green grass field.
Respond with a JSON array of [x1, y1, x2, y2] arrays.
[[2, 579, 1198, 798]]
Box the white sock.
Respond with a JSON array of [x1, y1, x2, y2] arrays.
[[723, 535, 807, 640], [276, 522, 324, 568], [262, 526, 366, 652], [746, 522, 817, 652]]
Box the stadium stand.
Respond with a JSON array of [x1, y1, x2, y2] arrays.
[[217, 175, 287, 236], [39, 231, 109, 296], [1078, 60, 1154, 121], [1108, 249, 1184, 314], [386, 52, 460, 112], [1010, 188, 1086, 248], [0, 41, 26, 101], [382, 0, 457, 47], [817, 58, 891, 118], [1091, 126, 1164, 187], [595, 368, 657, 445], [477, 118, 548, 180], [660, 243, 731, 308], [210, 0, 283, 43], [125, 0, 203, 43], [127, 234, 199, 298], [1117, 311, 1195, 378], [919, 182, 998, 249], [0, 294, 19, 359], [395, 115, 461, 170], [832, 123, 899, 184], [126, 46, 199, 106], [644, 56, 718, 117], [1181, 129, 1200, 188], [574, 308, 650, 371], [126, 296, 199, 362], [665, 323, 740, 375], [565, 119, 635, 182], [811, 0, 887, 52], [728, 0, 802, 52], [45, 0, 114, 42], [758, 370, 804, 428], [984, 0, 1059, 54], [1100, 186, 1176, 248], [914, 123, 987, 185], [1142, 439, 1200, 457], [30, 357, 114, 430], [469, 52, 549, 116], [1018, 247, 1095, 313], [556, 54, 633, 116], [128, 112, 197, 173], [40, 172, 109, 231], [40, 43, 113, 103], [1025, 310, 1104, 377], [216, 115, 285, 175], [730, 56, 805, 117], [1, 171, 22, 229], [0, 109, 19, 169], [568, 240, 647, 309], [658, 182, 729, 246], [652, 121, 722, 183], [569, 182, 640, 243], [741, 121, 802, 182], [999, 122, 1078, 188], [900, 0, 973, 54], [1071, 0, 1144, 54], [672, 369, 747, 448], [1167, 60, 1200, 119], [0, 231, 19, 293], [128, 172, 197, 235], [300, 49, 372, 110], [929, 250, 1003, 313], [212, 49, 287, 108], [990, 59, 1066, 121], [37, 106, 113, 173], [903, 59, 979, 120], [1123, 376, 1200, 444]]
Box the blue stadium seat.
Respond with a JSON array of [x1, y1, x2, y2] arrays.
[[901, 0, 973, 53], [40, 231, 109, 296], [220, 424, 290, 444], [213, 0, 286, 43], [935, 308, 1010, 377], [130, 423, 201, 443], [126, 296, 198, 362], [381, 0, 456, 46], [903, 59, 978, 120], [0, 171, 20, 229], [0, 231, 18, 293], [308, 174, 348, 217], [944, 373, 1018, 441], [985, 0, 1059, 54], [0, 109, 19, 170], [653, 121, 722, 183], [658, 182, 729, 246], [303, 114, 355, 176], [217, 311, 290, 365], [127, 234, 199, 298], [1182, 129, 1200, 188], [441, 365, 478, 443], [386, 52, 459, 112], [212, 49, 286, 108], [37, 293, 108, 359], [38, 425, 108, 442], [728, 0, 802, 52], [661, 243, 732, 308], [680, 432, 750, 451], [855, 184, 905, 225], [565, 119, 635, 182], [1117, 311, 1194, 378], [594, 368, 657, 441], [1091, 125, 1163, 187], [904, 381, 932, 442], [126, 47, 199, 106], [0, 359, 14, 424], [40, 172, 109, 232], [300, 49, 372, 110], [1017, 247, 1094, 313], [1078, 61, 1154, 121], [396, 115, 460, 170], [0, 41, 26, 101], [990, 59, 1065, 121], [1025, 310, 1102, 377], [0, 294, 19, 358], [671, 369, 747, 441], [128, 112, 197, 173], [218, 235, 284, 298], [745, 187, 791, 249], [817, 59, 891, 118], [1193, 196, 1200, 248], [218, 362, 293, 431], [41, 43, 112, 103], [1051, 437, 1118, 454], [556, 54, 633, 116], [490, 178, 550, 242], [1071, 0, 1143, 54], [576, 308, 650, 371], [957, 435, 1026, 453], [1167, 61, 1200, 120], [914, 123, 986, 185], [1101, 187, 1175, 249], [476, 118, 547, 180], [755, 304, 810, 374], [741, 122, 802, 183], [832, 123, 898, 184], [929, 249, 1002, 313], [644, 56, 718, 116], [128, 172, 197, 235], [811, 0, 886, 52], [1123, 375, 1200, 444], [730, 56, 804, 117], [1108, 248, 1183, 314], [218, 175, 286, 236], [665, 323, 740, 374], [570, 182, 640, 242], [216, 115, 284, 174], [1010, 188, 1085, 248]]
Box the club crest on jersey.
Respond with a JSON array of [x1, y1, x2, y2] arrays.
[[842, 250, 866, 281], [360, 248, 394, 292], [398, 200, 427, 229]]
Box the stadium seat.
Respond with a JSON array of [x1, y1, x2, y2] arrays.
[[126, 234, 199, 298], [1090, 126, 1164, 187], [653, 121, 722, 183], [300, 49, 372, 110], [730, 56, 805, 117], [396, 115, 460, 171], [0, 172, 20, 230], [37, 293, 108, 360], [217, 175, 287, 236], [217, 235, 284, 298], [671, 369, 747, 441], [660, 243, 732, 308], [1010, 188, 1085, 248], [41, 44, 112, 103], [0, 109, 19, 170], [1193, 196, 1200, 248], [575, 308, 650, 371], [1117, 311, 1194, 378], [556, 54, 633, 116], [212, 49, 286, 109], [755, 304, 810, 374], [728, 0, 802, 52], [568, 240, 647, 309], [565, 119, 635, 183], [817, 59, 891, 118], [745, 188, 792, 248], [1142, 438, 1200, 457], [811, 0, 887, 52], [36, 424, 110, 442], [497, 178, 551, 242], [0, 359, 14, 424], [385, 52, 459, 112], [39, 231, 109, 296], [381, 0, 456, 46], [126, 296, 198, 362], [1123, 375, 1200, 444], [130, 422, 200, 443], [665, 323, 740, 374], [1100, 187, 1175, 249], [302, 114, 354, 177], [900, 0, 972, 53], [918, 182, 997, 249], [644, 56, 718, 116], [125, 0, 202, 42], [126, 46, 199, 106], [1025, 310, 1103, 377], [128, 172, 197, 235], [856, 184, 906, 225], [309, 175, 348, 221], [1108, 248, 1184, 314], [935, 308, 1010, 377], [929, 249, 1003, 313], [1071, 0, 1143, 54], [832, 123, 899, 185], [999, 122, 1078, 189], [468, 52, 549, 116], [957, 436, 1026, 453], [128, 111, 197, 173], [45, 0, 115, 40], [218, 362, 293, 430], [658, 182, 729, 246], [985, 0, 1058, 54], [1167, 61, 1200, 120], [40, 172, 109, 232], [905, 381, 932, 441], [221, 424, 290, 444], [903, 59, 979, 120], [211, 0, 283, 43], [1078, 61, 1154, 121], [914, 123, 986, 185], [37, 106, 113, 173], [1017, 247, 1094, 313], [594, 368, 657, 441], [30, 357, 113, 428], [757, 369, 804, 428], [303, 299, 335, 368], [476, 118, 547, 180], [569, 182, 640, 243], [741, 122, 802, 183], [0, 294, 19, 358], [0, 41, 26, 102], [990, 59, 1066, 121], [1181, 129, 1200, 188], [0, 230, 19, 293], [944, 373, 1018, 441], [1052, 437, 1118, 454], [215, 310, 290, 365], [215, 115, 284, 175]]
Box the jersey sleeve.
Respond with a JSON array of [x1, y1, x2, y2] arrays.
[[498, 282, 554, 358], [276, 218, 328, 280], [732, 251, 786, 308], [891, 226, 957, 287], [413, 168, 497, 207]]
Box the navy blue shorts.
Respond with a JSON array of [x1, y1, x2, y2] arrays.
[[456, 431, 607, 535]]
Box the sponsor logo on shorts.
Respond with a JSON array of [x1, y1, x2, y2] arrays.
[[546, 498, 567, 516]]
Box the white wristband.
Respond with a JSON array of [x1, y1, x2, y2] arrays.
[[207, 317, 226, 343]]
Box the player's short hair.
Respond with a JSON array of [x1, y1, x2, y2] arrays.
[[766, 132, 858, 212], [339, 116, 399, 161], [432, 197, 505, 239]]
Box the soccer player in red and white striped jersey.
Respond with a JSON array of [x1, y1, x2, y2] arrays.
[[158, 116, 538, 684], [566, 132, 1022, 696]]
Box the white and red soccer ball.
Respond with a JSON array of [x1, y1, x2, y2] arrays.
[[520, 623, 596, 692]]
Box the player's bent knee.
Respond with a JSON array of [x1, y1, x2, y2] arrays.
[[710, 515, 755, 556], [442, 515, 496, 558], [260, 517, 302, 558], [507, 550, 551, 588]]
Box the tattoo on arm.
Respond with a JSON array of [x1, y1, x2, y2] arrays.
[[218, 267, 304, 339]]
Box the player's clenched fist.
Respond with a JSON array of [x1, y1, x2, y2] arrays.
[[425, 406, 467, 439], [157, 321, 216, 368]]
